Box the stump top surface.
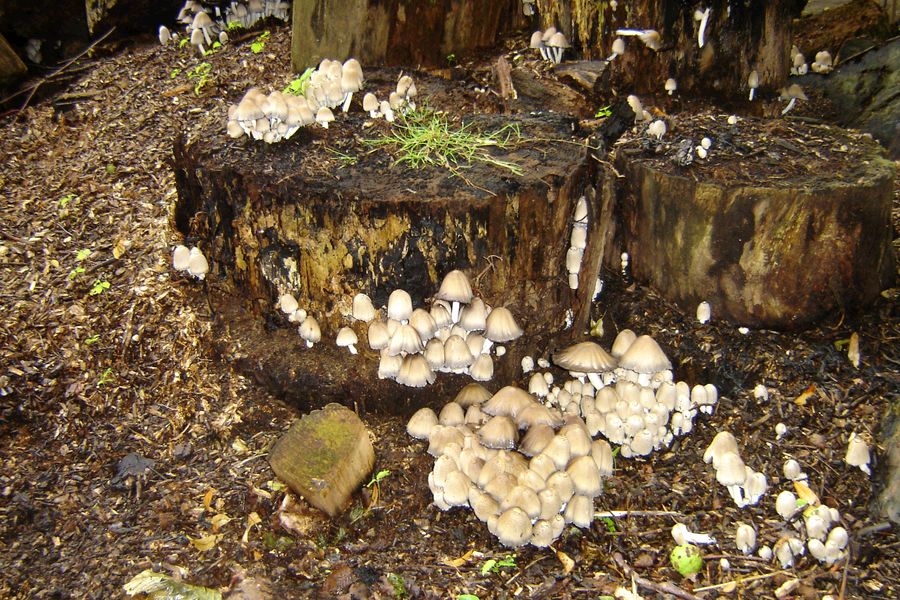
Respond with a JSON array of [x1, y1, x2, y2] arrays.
[[615, 111, 893, 188], [197, 70, 588, 202]]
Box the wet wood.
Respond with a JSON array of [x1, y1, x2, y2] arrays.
[[0, 33, 25, 86], [612, 116, 895, 330], [290, 0, 522, 71], [173, 97, 608, 410], [794, 0, 892, 58], [533, 0, 800, 97]]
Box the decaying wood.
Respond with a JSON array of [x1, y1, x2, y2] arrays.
[[793, 0, 892, 59], [493, 56, 516, 101], [290, 0, 522, 71]]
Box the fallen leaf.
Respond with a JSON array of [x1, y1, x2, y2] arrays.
[[242, 511, 261, 543], [210, 513, 231, 531], [555, 548, 575, 574], [113, 239, 127, 259], [444, 548, 475, 568], [188, 533, 223, 552], [793, 480, 820, 506], [231, 438, 248, 454], [794, 384, 816, 406], [202, 488, 216, 512], [123, 569, 222, 599]]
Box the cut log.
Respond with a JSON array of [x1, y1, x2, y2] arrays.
[[290, 0, 522, 71], [612, 112, 895, 329], [0, 33, 25, 86], [532, 0, 803, 97], [173, 76, 607, 411], [85, 0, 184, 36]]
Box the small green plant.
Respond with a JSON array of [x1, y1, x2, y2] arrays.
[[283, 67, 314, 96], [457, 595, 479, 600], [480, 554, 517, 576], [97, 367, 114, 387], [84, 334, 101, 345], [89, 279, 110, 296], [202, 41, 222, 56], [386, 573, 408, 598], [366, 469, 391, 488], [105, 163, 117, 176], [250, 31, 270, 54], [363, 108, 524, 178], [169, 68, 181, 79], [186, 62, 213, 95], [179, 38, 190, 49], [59, 193, 77, 208], [67, 249, 91, 280], [262, 531, 294, 552], [446, 53, 456, 66], [226, 20, 243, 31], [595, 105, 612, 118], [600, 516, 617, 532]]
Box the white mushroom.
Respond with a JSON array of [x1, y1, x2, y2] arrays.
[[336, 327, 359, 354], [845, 432, 871, 475]]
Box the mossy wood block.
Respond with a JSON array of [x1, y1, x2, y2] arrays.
[[269, 403, 375, 518]]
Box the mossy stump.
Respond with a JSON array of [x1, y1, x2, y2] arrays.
[[173, 107, 605, 412], [269, 403, 374, 517], [613, 115, 895, 329]]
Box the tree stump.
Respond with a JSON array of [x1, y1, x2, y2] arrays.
[[532, 0, 803, 97], [612, 112, 895, 330], [173, 76, 607, 412], [290, 0, 523, 71]]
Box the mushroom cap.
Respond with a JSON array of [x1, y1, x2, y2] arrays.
[[845, 432, 870, 469], [477, 415, 519, 450], [173, 244, 191, 271], [352, 293, 376, 321], [409, 308, 438, 340], [443, 335, 474, 369], [387, 289, 413, 322], [530, 519, 557, 547], [748, 70, 759, 88], [298, 316, 321, 343], [424, 338, 445, 369], [430, 303, 452, 328], [396, 75, 414, 97], [715, 452, 747, 486], [591, 439, 614, 476], [187, 247, 209, 277], [563, 494, 594, 528], [516, 403, 563, 431], [190, 28, 205, 45], [560, 423, 592, 457], [438, 401, 466, 426], [495, 507, 533, 547], [500, 485, 542, 520], [454, 382, 493, 407], [340, 70, 363, 93], [468, 353, 494, 382], [397, 354, 435, 388], [407, 407, 439, 439], [704, 431, 739, 467], [553, 341, 617, 373], [469, 486, 499, 522], [435, 269, 474, 304], [388, 324, 424, 356], [617, 335, 671, 373], [262, 92, 289, 121], [780, 83, 807, 101], [426, 424, 466, 457], [484, 307, 524, 342], [610, 328, 637, 358], [665, 77, 677, 91], [519, 423, 556, 457], [546, 32, 570, 48], [611, 37, 625, 55], [541, 26, 558, 42], [775, 490, 798, 519], [235, 96, 265, 122], [315, 106, 335, 123], [367, 320, 390, 350], [529, 30, 545, 49], [362, 92, 379, 112], [567, 455, 604, 498], [441, 471, 471, 507], [377, 349, 402, 379], [482, 386, 535, 418], [335, 326, 358, 348], [735, 523, 757, 554], [192, 10, 214, 29], [459, 297, 488, 331]]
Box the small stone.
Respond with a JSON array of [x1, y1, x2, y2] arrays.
[[269, 403, 375, 518]]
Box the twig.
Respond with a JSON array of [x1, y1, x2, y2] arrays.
[[612, 552, 701, 600], [856, 521, 892, 537], [8, 27, 116, 117], [693, 569, 789, 592]]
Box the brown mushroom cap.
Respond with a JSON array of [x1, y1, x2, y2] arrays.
[[563, 494, 594, 528], [500, 485, 542, 520], [519, 423, 556, 457], [567, 455, 604, 498]]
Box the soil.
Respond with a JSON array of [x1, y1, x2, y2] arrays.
[[0, 20, 897, 600]]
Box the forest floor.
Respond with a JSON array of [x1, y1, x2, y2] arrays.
[[0, 18, 898, 600]]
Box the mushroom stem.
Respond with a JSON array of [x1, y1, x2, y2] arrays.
[[697, 8, 710, 49], [348, 344, 358, 355], [749, 88, 755, 101], [727, 485, 745, 507], [341, 92, 353, 113], [587, 372, 604, 390], [306, 340, 314, 348], [451, 301, 461, 323], [781, 97, 797, 115], [202, 28, 212, 47]]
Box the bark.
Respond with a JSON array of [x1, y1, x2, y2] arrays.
[[533, 0, 805, 97], [86, 0, 184, 36], [0, 33, 25, 86], [290, 0, 523, 72]]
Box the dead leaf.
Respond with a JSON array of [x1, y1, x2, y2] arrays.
[[242, 511, 261, 543], [113, 239, 127, 259], [203, 488, 216, 512], [555, 548, 575, 574], [794, 384, 816, 406], [848, 332, 860, 368], [188, 533, 223, 552], [210, 513, 231, 532], [793, 480, 820, 506]]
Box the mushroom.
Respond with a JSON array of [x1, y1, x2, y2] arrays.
[[529, 30, 548, 61], [406, 407, 438, 440], [626, 95, 644, 121], [783, 459, 806, 481], [779, 84, 807, 115], [743, 470, 767, 505], [696, 301, 711, 324], [362, 92, 380, 118], [715, 451, 747, 506], [278, 293, 299, 315], [553, 341, 617, 390], [387, 289, 413, 323], [483, 307, 523, 344], [563, 494, 594, 528], [454, 383, 492, 407], [610, 329, 637, 358], [703, 431, 739, 469], [844, 432, 871, 475], [545, 32, 570, 64], [459, 298, 488, 332], [336, 326, 359, 354], [748, 70, 759, 101], [482, 386, 534, 418], [567, 455, 603, 498], [367, 320, 390, 350], [477, 415, 519, 449], [187, 247, 209, 279], [607, 37, 625, 61], [388, 324, 425, 357], [671, 522, 716, 545], [435, 270, 474, 323], [664, 78, 677, 96], [173, 244, 191, 271], [694, 7, 711, 48], [614, 28, 661, 51], [352, 293, 376, 322], [495, 507, 532, 547], [438, 402, 466, 427], [519, 424, 555, 457], [647, 119, 667, 140], [397, 354, 435, 387], [811, 50, 833, 74], [191, 11, 216, 47], [315, 106, 335, 128], [775, 490, 798, 520], [298, 316, 321, 348], [775, 422, 788, 440], [735, 523, 757, 555], [617, 335, 672, 388], [158, 25, 171, 46]]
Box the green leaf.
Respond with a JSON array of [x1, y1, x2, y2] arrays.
[[458, 595, 480, 600], [366, 469, 391, 487], [595, 105, 612, 118], [480, 559, 497, 576], [89, 279, 110, 295], [601, 517, 617, 532], [76, 249, 91, 261], [85, 334, 100, 345]]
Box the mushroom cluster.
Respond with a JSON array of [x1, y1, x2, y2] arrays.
[[772, 486, 848, 567], [529, 27, 570, 64], [407, 383, 614, 547], [362, 74, 418, 123], [790, 45, 808, 76], [565, 196, 588, 290], [159, 1, 290, 50], [811, 50, 833, 74], [172, 244, 209, 280], [227, 87, 320, 143], [703, 431, 768, 507], [304, 58, 365, 114], [341, 270, 524, 387], [275, 292, 321, 347]]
